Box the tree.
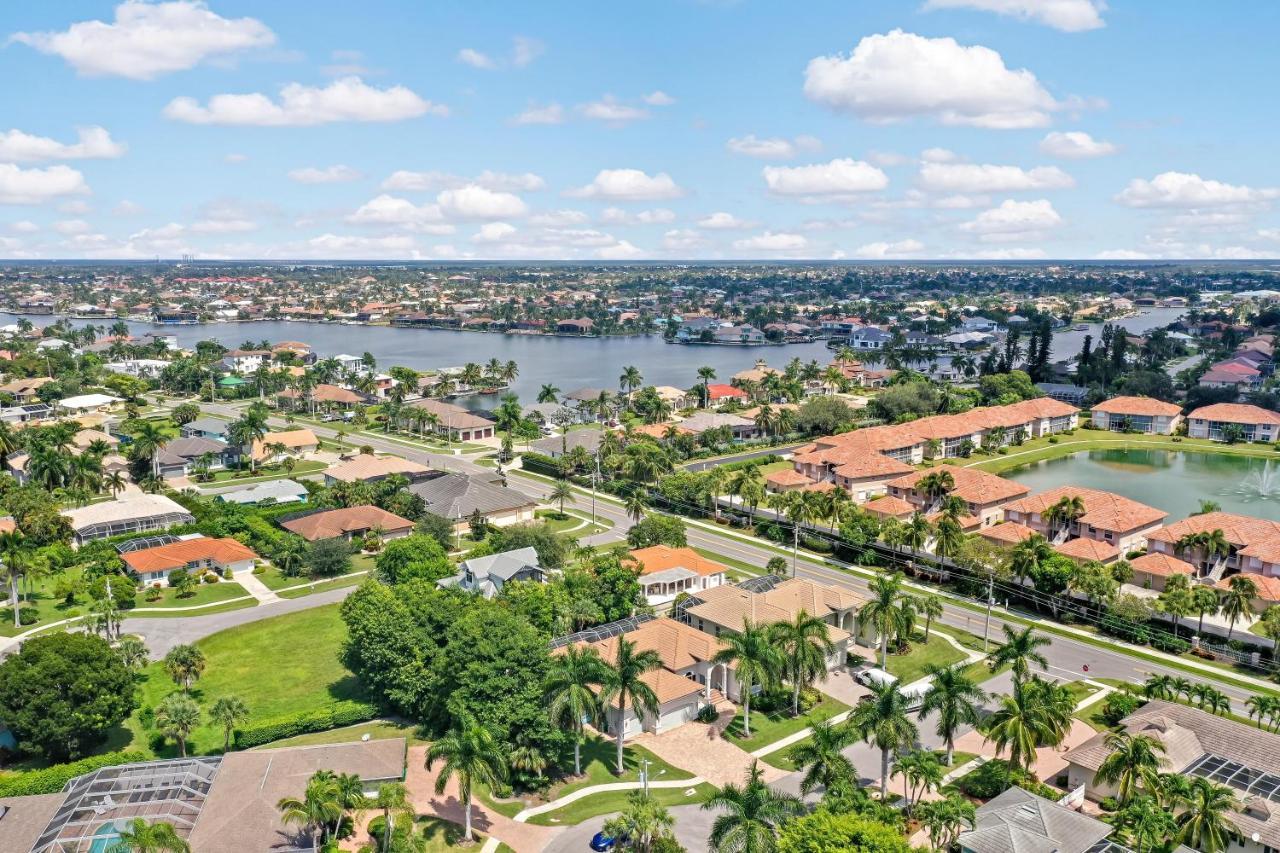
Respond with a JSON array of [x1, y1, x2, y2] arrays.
[[600, 636, 664, 775], [374, 535, 451, 585], [915, 794, 975, 852], [776, 810, 910, 853], [545, 645, 606, 776], [896, 748, 943, 814], [859, 572, 905, 669], [604, 791, 676, 853], [117, 635, 150, 671], [537, 384, 561, 404], [989, 624, 1050, 685], [919, 663, 987, 766], [278, 770, 344, 850], [849, 681, 919, 800], [209, 695, 248, 753], [0, 529, 29, 628], [769, 611, 835, 717], [164, 644, 207, 691], [985, 678, 1071, 772], [1176, 776, 1239, 853], [704, 761, 803, 853], [371, 782, 412, 853], [1155, 573, 1195, 638], [0, 632, 137, 761], [1192, 585, 1221, 636], [425, 714, 509, 843], [713, 620, 783, 739], [626, 514, 687, 548], [1221, 574, 1257, 641], [1114, 795, 1177, 853], [549, 479, 576, 516], [156, 692, 201, 757], [105, 818, 190, 853], [308, 536, 354, 578], [787, 718, 857, 796], [915, 594, 944, 641], [1095, 731, 1166, 805]]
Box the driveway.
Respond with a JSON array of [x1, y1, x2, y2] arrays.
[[541, 803, 716, 853], [633, 719, 785, 788]]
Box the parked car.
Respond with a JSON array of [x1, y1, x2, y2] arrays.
[[854, 667, 898, 689], [590, 831, 623, 852]]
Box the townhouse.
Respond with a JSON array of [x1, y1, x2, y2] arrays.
[[1186, 403, 1280, 442], [1146, 511, 1280, 583], [1002, 485, 1167, 557], [884, 465, 1030, 528], [1089, 396, 1184, 434]]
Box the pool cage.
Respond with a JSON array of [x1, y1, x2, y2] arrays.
[[31, 757, 221, 852]]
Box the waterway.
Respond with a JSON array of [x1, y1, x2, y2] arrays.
[[1002, 448, 1280, 523]]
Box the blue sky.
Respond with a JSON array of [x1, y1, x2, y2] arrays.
[[1, 0, 1278, 261]]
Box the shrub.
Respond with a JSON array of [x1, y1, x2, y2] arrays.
[[1048, 436, 1059, 444], [233, 702, 379, 749], [0, 751, 148, 797], [1099, 692, 1141, 726], [1151, 634, 1190, 655], [696, 704, 720, 723], [203, 572, 219, 584]]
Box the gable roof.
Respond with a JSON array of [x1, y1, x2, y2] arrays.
[[887, 464, 1029, 505], [409, 472, 536, 519], [1092, 396, 1183, 417], [1004, 485, 1166, 533], [459, 546, 541, 583]]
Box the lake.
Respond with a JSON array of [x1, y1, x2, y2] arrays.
[[1001, 448, 1280, 523]]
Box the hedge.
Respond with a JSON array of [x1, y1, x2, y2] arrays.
[[519, 451, 562, 478], [0, 750, 149, 797], [233, 701, 380, 749]]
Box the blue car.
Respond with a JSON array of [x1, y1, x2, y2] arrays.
[[589, 831, 615, 851]]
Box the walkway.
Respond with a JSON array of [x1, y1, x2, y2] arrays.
[[633, 719, 785, 788], [234, 568, 281, 604]]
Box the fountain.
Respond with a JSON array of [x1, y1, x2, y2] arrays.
[[1237, 461, 1280, 501]]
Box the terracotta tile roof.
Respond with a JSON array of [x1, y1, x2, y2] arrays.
[[251, 428, 318, 460], [1217, 573, 1280, 602], [1188, 403, 1280, 425], [861, 496, 915, 518], [577, 616, 725, 671], [1004, 485, 1166, 533], [928, 511, 982, 531], [122, 536, 258, 574], [1147, 512, 1280, 563], [1092, 396, 1183, 417], [687, 578, 863, 642], [325, 453, 430, 483], [979, 522, 1037, 545], [629, 422, 693, 438], [1054, 537, 1119, 563], [1130, 552, 1195, 578], [706, 383, 748, 400], [766, 468, 818, 488], [887, 464, 1029, 506], [280, 505, 414, 541], [628, 546, 729, 578], [832, 454, 914, 479]]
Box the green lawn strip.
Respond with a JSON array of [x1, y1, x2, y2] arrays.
[[755, 460, 793, 476], [256, 718, 424, 750], [725, 696, 850, 751], [966, 431, 1280, 475], [525, 782, 717, 826], [417, 815, 490, 852], [535, 509, 611, 538], [121, 604, 367, 758], [256, 554, 374, 592], [691, 547, 764, 581], [1091, 677, 1261, 730], [1061, 680, 1100, 706], [199, 460, 326, 484], [135, 581, 250, 609], [882, 633, 967, 685], [124, 598, 259, 619], [276, 574, 367, 599]]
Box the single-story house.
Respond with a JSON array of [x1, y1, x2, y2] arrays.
[[122, 535, 258, 585], [438, 546, 544, 597], [215, 479, 309, 507], [279, 505, 415, 542], [957, 786, 1114, 853], [408, 472, 537, 532], [57, 393, 121, 416], [251, 428, 319, 463], [180, 417, 231, 441], [678, 412, 760, 440], [529, 429, 604, 458], [1090, 396, 1184, 434], [627, 545, 729, 606], [323, 453, 431, 485], [0, 376, 54, 401], [154, 436, 238, 479], [63, 494, 196, 545], [404, 398, 497, 442]]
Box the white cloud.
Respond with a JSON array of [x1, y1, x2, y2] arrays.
[[643, 91, 676, 106], [288, 165, 363, 184], [456, 48, 497, 70], [346, 194, 452, 233], [959, 198, 1062, 241], [868, 150, 910, 167], [852, 239, 925, 258], [733, 231, 808, 252], [921, 148, 960, 163], [0, 164, 90, 205], [510, 102, 565, 126], [436, 185, 528, 219], [529, 209, 589, 227], [164, 77, 445, 126], [1115, 171, 1279, 208], [303, 233, 423, 259], [923, 0, 1106, 32], [511, 36, 545, 68], [698, 212, 754, 230], [9, 221, 39, 233], [566, 169, 684, 201], [597, 240, 644, 259], [662, 229, 708, 251], [0, 126, 125, 162], [472, 222, 518, 243], [53, 219, 92, 235], [600, 207, 675, 225], [725, 134, 822, 160], [579, 96, 649, 125], [59, 200, 92, 215], [224, 153, 249, 164], [11, 0, 275, 80], [381, 170, 546, 192], [190, 218, 255, 233], [804, 29, 1062, 129], [112, 200, 144, 216], [918, 162, 1074, 192], [965, 247, 1049, 259], [763, 158, 889, 197], [1039, 130, 1118, 159]]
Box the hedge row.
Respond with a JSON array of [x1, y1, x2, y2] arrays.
[[0, 750, 149, 797], [519, 451, 562, 478], [233, 702, 380, 749]]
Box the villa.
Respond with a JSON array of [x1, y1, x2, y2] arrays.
[[279, 505, 414, 542], [1128, 551, 1197, 592], [153, 436, 238, 479], [180, 417, 231, 442], [1090, 396, 1184, 434], [250, 428, 319, 463], [627, 545, 729, 606], [1002, 486, 1167, 554], [1146, 511, 1280, 582], [438, 546, 544, 597], [276, 383, 367, 411], [408, 471, 537, 532], [63, 494, 196, 545], [678, 411, 760, 440], [323, 453, 431, 485], [883, 465, 1030, 528], [957, 787, 1114, 853], [1186, 403, 1280, 442], [214, 478, 309, 506], [122, 535, 258, 585], [219, 349, 271, 374], [404, 398, 497, 442]]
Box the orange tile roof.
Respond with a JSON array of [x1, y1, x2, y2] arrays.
[[686, 577, 863, 638], [887, 464, 1029, 506], [576, 616, 725, 670], [1005, 485, 1166, 533], [1217, 573, 1280, 603], [122, 536, 258, 574], [861, 495, 915, 518], [629, 422, 693, 438], [927, 511, 981, 531], [280, 505, 414, 541], [1147, 512, 1280, 563], [1130, 552, 1195, 578], [325, 454, 430, 483], [1055, 537, 1119, 563], [979, 522, 1037, 545], [628, 546, 729, 578], [1093, 396, 1183, 417], [832, 454, 915, 479], [766, 468, 817, 487], [1188, 403, 1280, 426]]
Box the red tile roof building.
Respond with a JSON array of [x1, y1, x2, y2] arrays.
[[1187, 403, 1280, 442], [885, 465, 1030, 527], [1147, 511, 1280, 580], [123, 536, 258, 584], [1090, 396, 1184, 434], [1003, 485, 1167, 554]]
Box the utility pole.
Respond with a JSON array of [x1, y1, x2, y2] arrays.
[[983, 574, 995, 652]]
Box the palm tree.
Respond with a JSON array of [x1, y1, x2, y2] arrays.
[[703, 761, 802, 853], [0, 530, 28, 629], [164, 644, 206, 690], [424, 714, 509, 843], [369, 782, 411, 853], [537, 383, 561, 404], [1221, 575, 1257, 640], [985, 684, 1047, 772], [548, 479, 576, 517], [545, 645, 606, 776], [1044, 495, 1086, 541], [903, 513, 933, 573], [712, 620, 783, 739], [920, 662, 987, 766], [990, 624, 1051, 685], [859, 572, 905, 669], [130, 419, 168, 474], [849, 680, 919, 799], [278, 771, 344, 850], [209, 695, 248, 753], [1192, 585, 1221, 636], [916, 594, 944, 641], [768, 611, 835, 717], [897, 748, 944, 815], [1176, 776, 1239, 853], [916, 793, 976, 851], [155, 693, 201, 757], [623, 490, 649, 524], [1143, 674, 1177, 701], [786, 718, 856, 795], [103, 469, 127, 497], [916, 469, 955, 511], [599, 636, 663, 775], [619, 365, 643, 397], [1095, 731, 1166, 805], [605, 791, 676, 853], [105, 818, 190, 853], [696, 366, 716, 408]]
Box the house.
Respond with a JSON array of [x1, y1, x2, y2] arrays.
[[408, 471, 538, 532], [1186, 403, 1280, 442], [438, 546, 544, 597], [977, 521, 1038, 548], [0, 376, 54, 401], [122, 535, 258, 585], [556, 318, 595, 335], [1199, 362, 1263, 394], [678, 411, 760, 440], [704, 383, 749, 404], [627, 545, 728, 606], [56, 393, 120, 416], [712, 324, 766, 344], [63, 494, 196, 545], [1129, 551, 1197, 592], [153, 436, 238, 479], [1090, 396, 1184, 434], [884, 465, 1030, 528], [251, 428, 319, 463], [277, 383, 367, 411], [957, 786, 1114, 853], [1146, 511, 1280, 583], [219, 349, 271, 374], [215, 479, 309, 507], [1002, 486, 1167, 554], [104, 358, 170, 378], [1064, 700, 1280, 853], [279, 505, 415, 542], [529, 428, 604, 459], [180, 417, 231, 441], [405, 398, 497, 442], [323, 452, 431, 485]]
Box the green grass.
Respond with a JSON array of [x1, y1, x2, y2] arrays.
[[535, 509, 612, 537], [135, 581, 250, 609], [725, 696, 850, 751], [882, 632, 967, 684], [257, 718, 424, 749], [256, 554, 374, 592], [691, 547, 764, 582], [1062, 680, 1101, 706], [755, 460, 793, 476], [200, 460, 326, 483], [965, 429, 1280, 475], [277, 574, 368, 598], [525, 783, 716, 826]]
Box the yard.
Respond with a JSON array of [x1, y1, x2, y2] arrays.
[[135, 580, 252, 610], [880, 632, 968, 685], [724, 695, 850, 752], [534, 508, 612, 538], [255, 554, 375, 593], [258, 718, 423, 750], [200, 459, 327, 483]]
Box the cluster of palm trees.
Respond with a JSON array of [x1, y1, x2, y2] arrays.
[[858, 572, 944, 670], [1143, 674, 1231, 715], [277, 768, 396, 850], [4, 420, 128, 505]]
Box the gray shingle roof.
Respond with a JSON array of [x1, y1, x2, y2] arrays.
[[957, 787, 1113, 853], [409, 471, 537, 520], [155, 436, 229, 465]]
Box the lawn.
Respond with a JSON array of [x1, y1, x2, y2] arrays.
[[965, 429, 1280, 475], [534, 509, 612, 538], [255, 554, 374, 592], [755, 460, 793, 476], [691, 547, 764, 583], [1061, 680, 1101, 707], [525, 782, 717, 826], [881, 632, 967, 685], [121, 603, 367, 758], [200, 459, 326, 483], [725, 695, 850, 751], [135, 580, 251, 609], [258, 718, 424, 750]]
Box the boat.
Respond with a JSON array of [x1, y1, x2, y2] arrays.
[[1072, 323, 1089, 331]]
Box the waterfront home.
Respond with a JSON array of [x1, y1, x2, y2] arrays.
[[521, 402, 577, 427], [279, 505, 414, 542], [627, 545, 728, 606], [250, 428, 319, 463], [675, 316, 724, 342], [1002, 486, 1167, 554], [215, 478, 309, 506], [219, 349, 271, 374], [404, 398, 496, 441], [1128, 551, 1196, 592], [652, 385, 696, 409], [438, 546, 544, 598], [323, 452, 431, 485], [977, 521, 1037, 548], [153, 436, 238, 479], [884, 465, 1030, 527], [1063, 701, 1280, 853], [1146, 511, 1280, 582], [276, 383, 367, 411], [408, 471, 537, 532], [180, 416, 231, 442], [678, 411, 760, 440], [122, 535, 258, 585], [56, 393, 120, 416], [556, 318, 595, 334], [104, 358, 170, 378], [712, 324, 766, 344], [63, 494, 196, 545], [1090, 395, 1184, 434], [957, 787, 1114, 853], [704, 383, 749, 403], [1186, 403, 1280, 442]]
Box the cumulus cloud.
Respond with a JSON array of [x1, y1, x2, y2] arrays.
[[529, 209, 589, 227], [11, 0, 275, 79], [303, 233, 423, 259], [733, 231, 808, 252], [436, 185, 528, 220], [662, 229, 708, 251], [346, 194, 453, 233], [456, 48, 497, 70], [762, 158, 889, 197], [803, 30, 1063, 128], [1039, 130, 1118, 159], [726, 134, 822, 160], [918, 162, 1075, 192], [579, 96, 650, 125], [597, 240, 644, 259], [112, 200, 145, 216], [0, 126, 125, 162], [698, 212, 754, 230], [566, 169, 684, 201], [458, 36, 544, 70], [382, 170, 546, 192], [1115, 171, 1279, 208], [643, 91, 676, 106], [164, 77, 445, 126], [959, 198, 1063, 241], [288, 165, 363, 184], [53, 219, 92, 235], [0, 164, 90, 205], [852, 239, 925, 258], [472, 222, 518, 243], [600, 207, 675, 225], [510, 103, 565, 126], [922, 0, 1106, 32]]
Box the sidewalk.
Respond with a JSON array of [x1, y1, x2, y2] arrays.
[[234, 569, 281, 604]]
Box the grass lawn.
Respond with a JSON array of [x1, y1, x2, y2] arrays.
[[725, 696, 850, 751], [692, 547, 763, 583], [121, 603, 367, 758], [882, 633, 967, 685], [1061, 680, 1101, 706], [525, 782, 716, 826], [256, 554, 374, 592], [258, 718, 424, 750], [535, 509, 612, 538], [754, 459, 793, 476], [965, 429, 1280, 475], [135, 581, 250, 609], [201, 460, 326, 483]]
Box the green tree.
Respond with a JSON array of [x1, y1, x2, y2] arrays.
[[105, 818, 191, 853], [776, 810, 910, 853], [849, 681, 919, 800], [919, 662, 987, 766], [371, 782, 412, 853], [786, 718, 857, 796], [374, 534, 451, 584], [1176, 776, 1239, 853], [308, 536, 354, 578], [769, 611, 836, 717], [549, 479, 576, 516], [209, 695, 249, 753], [545, 645, 606, 776], [626, 515, 687, 548], [859, 572, 906, 669], [600, 636, 663, 774], [1221, 574, 1258, 641], [424, 714, 509, 843], [896, 748, 943, 815], [156, 692, 201, 757], [1095, 731, 1166, 805], [915, 794, 975, 852], [989, 624, 1051, 685], [164, 644, 206, 691], [604, 791, 676, 853], [704, 761, 803, 853], [278, 770, 344, 850], [714, 620, 783, 738]]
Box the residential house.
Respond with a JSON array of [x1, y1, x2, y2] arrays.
[[180, 417, 231, 441], [847, 326, 893, 350], [0, 377, 54, 401], [627, 545, 728, 606], [957, 786, 1114, 853], [408, 471, 537, 532], [712, 324, 766, 344], [1198, 362, 1262, 394], [219, 349, 271, 374], [437, 546, 544, 597], [63, 494, 196, 545], [884, 465, 1030, 527], [215, 479, 309, 507], [1002, 486, 1167, 554], [1090, 396, 1184, 434], [1146, 511, 1280, 584], [529, 428, 604, 459], [405, 398, 497, 442], [704, 383, 750, 404], [1186, 403, 1280, 442], [153, 436, 238, 479], [276, 383, 367, 411], [1035, 382, 1087, 406], [279, 505, 414, 542], [1129, 551, 1197, 592], [678, 411, 760, 440], [56, 394, 120, 416], [556, 318, 595, 335], [122, 535, 258, 585], [324, 452, 431, 485], [251, 428, 319, 464]]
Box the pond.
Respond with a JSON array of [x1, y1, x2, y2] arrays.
[[1000, 448, 1280, 523]]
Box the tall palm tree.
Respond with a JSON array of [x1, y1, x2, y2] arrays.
[[619, 366, 643, 397], [0, 530, 27, 629], [985, 683, 1047, 773], [1176, 776, 1239, 853], [703, 761, 802, 853], [1221, 575, 1258, 640], [920, 662, 987, 766], [130, 419, 169, 474], [155, 693, 201, 757], [768, 611, 835, 716], [696, 366, 716, 408], [537, 383, 561, 404], [712, 620, 783, 739], [897, 748, 944, 815], [599, 636, 663, 775], [209, 695, 248, 753], [990, 624, 1051, 685], [623, 490, 649, 524], [859, 572, 905, 669], [849, 680, 919, 799], [916, 469, 955, 511], [786, 718, 856, 795], [916, 594, 945, 641], [424, 714, 508, 843], [278, 771, 344, 850], [1044, 495, 1086, 541], [605, 791, 676, 853], [903, 513, 933, 573], [549, 479, 576, 516], [105, 818, 190, 853], [545, 645, 606, 776], [371, 782, 411, 853], [1095, 731, 1166, 805]]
